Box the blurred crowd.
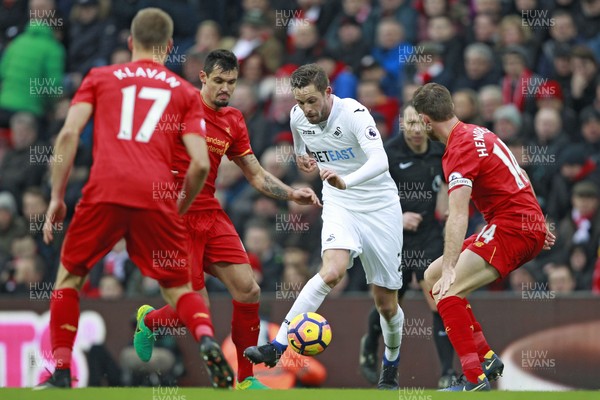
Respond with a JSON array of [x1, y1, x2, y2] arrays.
[[0, 0, 599, 301]]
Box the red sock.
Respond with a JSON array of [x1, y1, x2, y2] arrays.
[[144, 305, 182, 332], [232, 300, 260, 382], [463, 298, 491, 362], [175, 292, 214, 341], [437, 296, 483, 383], [50, 288, 80, 370]]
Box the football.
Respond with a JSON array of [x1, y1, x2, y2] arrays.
[[287, 312, 332, 356]]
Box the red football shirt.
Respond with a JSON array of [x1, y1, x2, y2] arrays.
[[172, 95, 253, 212], [72, 60, 205, 211], [443, 122, 543, 224]]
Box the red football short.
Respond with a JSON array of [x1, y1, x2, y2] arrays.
[[61, 202, 190, 288], [183, 209, 250, 290], [462, 218, 546, 278]]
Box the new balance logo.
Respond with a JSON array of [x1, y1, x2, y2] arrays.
[[193, 312, 209, 319], [60, 324, 77, 332]]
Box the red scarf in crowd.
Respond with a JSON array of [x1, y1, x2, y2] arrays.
[[501, 69, 532, 112]]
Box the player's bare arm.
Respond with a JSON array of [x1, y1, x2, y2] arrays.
[[433, 185, 471, 300], [43, 102, 93, 244], [178, 134, 210, 215], [234, 154, 321, 206]]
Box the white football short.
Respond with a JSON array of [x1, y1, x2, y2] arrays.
[[321, 202, 403, 290]]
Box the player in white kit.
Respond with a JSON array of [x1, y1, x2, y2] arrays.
[[244, 64, 405, 389]]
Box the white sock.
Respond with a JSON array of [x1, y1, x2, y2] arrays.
[[274, 274, 332, 345], [381, 304, 404, 363]]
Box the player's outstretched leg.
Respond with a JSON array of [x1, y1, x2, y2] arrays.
[[359, 307, 381, 385], [374, 288, 404, 390], [35, 266, 84, 390], [245, 251, 347, 367], [462, 298, 505, 381], [230, 300, 268, 389], [133, 304, 182, 362], [163, 288, 233, 388]]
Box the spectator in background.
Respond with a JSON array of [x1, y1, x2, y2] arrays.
[[66, 0, 117, 87], [470, 12, 499, 48], [493, 104, 522, 142], [568, 45, 598, 112], [410, 42, 453, 89], [501, 45, 539, 113], [0, 113, 47, 203], [479, 85, 504, 130], [239, 52, 274, 102], [192, 20, 223, 54], [426, 15, 464, 78], [327, 16, 370, 75], [373, 0, 417, 44], [231, 10, 283, 73], [452, 89, 484, 126], [496, 15, 537, 66], [546, 144, 599, 221], [22, 187, 59, 281], [454, 43, 501, 91], [0, 255, 45, 295], [573, 0, 600, 40], [526, 108, 570, 207], [371, 17, 409, 96], [325, 0, 376, 49], [281, 0, 340, 41], [359, 57, 397, 98], [579, 108, 600, 161], [281, 246, 312, 291], [568, 244, 594, 290], [229, 81, 271, 160], [182, 50, 206, 89], [550, 43, 573, 92], [534, 79, 579, 140], [416, 0, 450, 43], [537, 10, 581, 78], [285, 23, 325, 66], [315, 52, 358, 99], [243, 219, 284, 293], [356, 79, 399, 135], [547, 264, 577, 294], [0, 0, 28, 52], [0, 1, 65, 128]]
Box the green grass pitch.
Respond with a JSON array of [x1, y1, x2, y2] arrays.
[[1, 388, 600, 400]]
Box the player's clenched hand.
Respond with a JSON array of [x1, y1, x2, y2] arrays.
[[543, 229, 556, 250], [291, 187, 322, 207], [43, 199, 67, 244], [403, 212, 423, 232], [432, 266, 456, 301], [296, 155, 317, 173], [320, 169, 347, 190]]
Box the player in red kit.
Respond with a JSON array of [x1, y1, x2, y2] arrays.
[[412, 83, 556, 391], [133, 49, 321, 390], [36, 9, 235, 389]]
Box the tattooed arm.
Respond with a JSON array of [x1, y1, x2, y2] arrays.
[[233, 154, 321, 206]]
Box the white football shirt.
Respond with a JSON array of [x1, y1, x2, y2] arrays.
[[291, 95, 399, 211]]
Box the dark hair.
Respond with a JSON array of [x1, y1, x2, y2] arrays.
[[203, 49, 239, 76], [412, 83, 455, 122], [290, 64, 329, 93]]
